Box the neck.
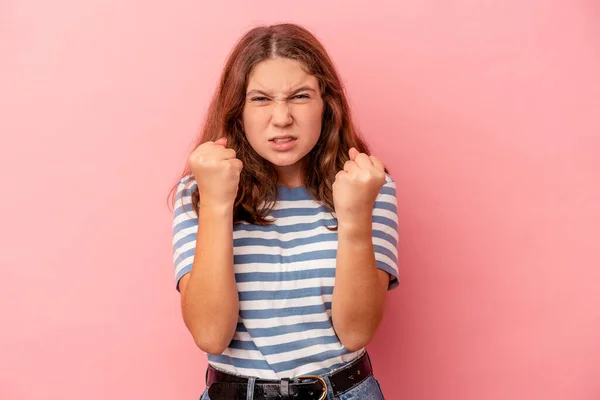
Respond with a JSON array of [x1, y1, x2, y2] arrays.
[[275, 163, 304, 188]]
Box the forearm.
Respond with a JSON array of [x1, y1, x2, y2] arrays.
[[332, 218, 387, 351], [181, 204, 239, 354]]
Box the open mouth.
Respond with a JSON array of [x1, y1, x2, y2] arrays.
[[269, 136, 297, 150], [270, 137, 295, 143], [269, 136, 296, 143]]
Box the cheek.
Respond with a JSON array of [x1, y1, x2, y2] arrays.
[[242, 109, 267, 137], [301, 105, 324, 133], [312, 108, 324, 129]]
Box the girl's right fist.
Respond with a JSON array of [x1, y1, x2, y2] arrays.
[[188, 137, 243, 208]]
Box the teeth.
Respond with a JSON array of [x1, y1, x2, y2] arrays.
[[274, 138, 293, 143]]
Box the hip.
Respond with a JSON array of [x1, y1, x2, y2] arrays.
[[199, 350, 385, 400]]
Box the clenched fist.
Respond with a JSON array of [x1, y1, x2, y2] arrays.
[[188, 137, 243, 209], [333, 147, 386, 226]]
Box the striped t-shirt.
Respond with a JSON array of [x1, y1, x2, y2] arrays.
[[171, 174, 399, 379]]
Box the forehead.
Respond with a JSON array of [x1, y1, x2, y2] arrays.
[[247, 58, 318, 93]]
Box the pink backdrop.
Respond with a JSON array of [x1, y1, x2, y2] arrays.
[[1, 1, 599, 399]]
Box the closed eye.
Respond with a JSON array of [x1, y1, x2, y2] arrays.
[[251, 96, 269, 102], [293, 94, 310, 99]]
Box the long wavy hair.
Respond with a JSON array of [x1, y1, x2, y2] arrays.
[[168, 23, 375, 225]]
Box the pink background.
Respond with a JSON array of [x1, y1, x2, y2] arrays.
[[1, 0, 599, 399]]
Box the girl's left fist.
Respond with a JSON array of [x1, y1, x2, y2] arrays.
[[332, 147, 386, 224]]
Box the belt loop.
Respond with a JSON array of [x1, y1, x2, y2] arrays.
[[246, 377, 256, 400], [280, 377, 290, 399], [321, 375, 334, 400]]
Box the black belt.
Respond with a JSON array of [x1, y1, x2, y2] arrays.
[[205, 351, 373, 400]]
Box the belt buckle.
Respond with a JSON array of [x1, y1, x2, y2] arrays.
[[296, 375, 327, 400]]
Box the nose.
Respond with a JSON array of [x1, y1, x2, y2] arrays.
[[271, 100, 293, 127]]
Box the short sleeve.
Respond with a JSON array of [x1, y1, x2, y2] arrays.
[[372, 174, 400, 290], [171, 175, 199, 292]]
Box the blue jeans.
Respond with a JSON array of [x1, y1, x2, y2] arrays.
[[200, 371, 385, 400]]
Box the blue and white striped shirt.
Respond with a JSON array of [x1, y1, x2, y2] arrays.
[[171, 174, 399, 379]]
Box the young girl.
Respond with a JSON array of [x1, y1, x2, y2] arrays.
[[170, 23, 399, 400]]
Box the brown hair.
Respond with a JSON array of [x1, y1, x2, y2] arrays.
[[168, 23, 375, 224]]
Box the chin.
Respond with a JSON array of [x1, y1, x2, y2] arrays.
[[267, 156, 301, 167], [263, 151, 305, 168]]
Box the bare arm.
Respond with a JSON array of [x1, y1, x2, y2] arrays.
[[178, 205, 239, 355], [332, 216, 390, 352], [177, 138, 242, 354], [330, 148, 393, 352]]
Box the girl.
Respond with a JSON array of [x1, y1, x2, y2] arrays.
[[170, 23, 399, 400]]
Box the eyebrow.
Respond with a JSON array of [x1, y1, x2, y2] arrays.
[[246, 86, 317, 97]]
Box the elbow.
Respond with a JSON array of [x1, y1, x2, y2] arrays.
[[339, 333, 371, 353], [181, 300, 238, 355], [333, 313, 379, 352], [334, 323, 374, 352], [333, 312, 381, 351], [191, 332, 231, 355], [184, 313, 235, 355]]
